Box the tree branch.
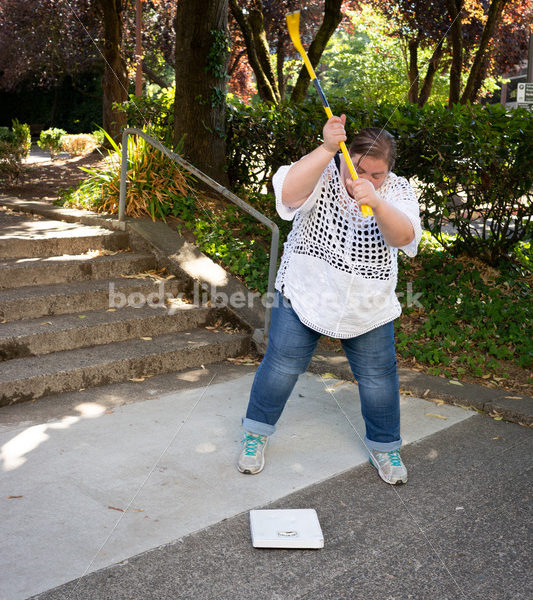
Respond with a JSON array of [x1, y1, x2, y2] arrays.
[[289, 0, 343, 105], [229, 0, 278, 103], [445, 0, 463, 106], [228, 48, 247, 76], [276, 29, 286, 100], [408, 37, 420, 103], [248, 4, 280, 102], [460, 0, 509, 104], [418, 36, 445, 106], [141, 63, 172, 88]]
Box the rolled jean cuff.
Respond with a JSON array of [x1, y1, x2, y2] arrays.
[[364, 436, 402, 452], [242, 417, 275, 437]]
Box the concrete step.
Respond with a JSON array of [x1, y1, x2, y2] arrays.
[[0, 228, 130, 259], [0, 304, 217, 360], [0, 252, 156, 289], [0, 328, 251, 407], [0, 276, 186, 321]]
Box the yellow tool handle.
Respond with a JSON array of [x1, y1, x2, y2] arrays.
[[319, 94, 372, 217], [286, 11, 372, 217]]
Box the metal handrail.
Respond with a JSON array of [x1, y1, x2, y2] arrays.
[[118, 128, 279, 342]]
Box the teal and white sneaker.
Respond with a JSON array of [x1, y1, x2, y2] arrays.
[[237, 431, 268, 475], [369, 449, 408, 485]]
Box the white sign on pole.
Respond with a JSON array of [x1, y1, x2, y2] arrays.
[[516, 83, 533, 104]]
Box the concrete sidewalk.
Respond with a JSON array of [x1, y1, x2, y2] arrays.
[[32, 414, 531, 600], [1, 364, 483, 600]]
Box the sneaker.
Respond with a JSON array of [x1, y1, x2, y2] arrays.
[[369, 449, 408, 485], [237, 431, 268, 475]]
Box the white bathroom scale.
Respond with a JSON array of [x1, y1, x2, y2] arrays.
[[249, 509, 324, 549]]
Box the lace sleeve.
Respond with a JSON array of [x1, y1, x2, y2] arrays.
[[272, 163, 325, 221], [385, 175, 423, 257]]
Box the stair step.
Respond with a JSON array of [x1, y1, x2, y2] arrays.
[[0, 229, 130, 259], [0, 276, 186, 321], [0, 304, 215, 359], [0, 329, 250, 406], [0, 252, 156, 289]]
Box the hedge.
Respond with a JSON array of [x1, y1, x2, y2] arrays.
[[122, 92, 533, 267], [226, 98, 533, 266]]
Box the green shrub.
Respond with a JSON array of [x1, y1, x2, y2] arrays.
[[226, 98, 533, 267], [38, 127, 67, 158], [394, 103, 533, 267], [59, 127, 197, 221], [11, 119, 31, 157], [0, 119, 31, 180], [91, 128, 106, 146], [117, 87, 175, 147], [397, 232, 532, 372]]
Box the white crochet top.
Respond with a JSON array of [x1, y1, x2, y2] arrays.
[[272, 157, 422, 338]]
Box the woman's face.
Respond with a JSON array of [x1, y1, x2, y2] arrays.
[[340, 153, 389, 191]]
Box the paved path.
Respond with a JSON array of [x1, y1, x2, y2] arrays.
[[28, 410, 532, 600], [1, 363, 482, 600]]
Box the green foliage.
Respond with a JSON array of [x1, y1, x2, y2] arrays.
[[91, 128, 106, 146], [320, 7, 429, 105], [226, 97, 323, 193], [11, 119, 31, 156], [59, 126, 195, 221], [513, 239, 532, 272], [226, 97, 533, 266], [318, 6, 500, 106], [206, 29, 230, 81], [191, 213, 270, 294], [118, 86, 175, 147], [0, 118, 31, 180], [38, 127, 67, 157], [394, 102, 533, 266], [396, 232, 532, 375]]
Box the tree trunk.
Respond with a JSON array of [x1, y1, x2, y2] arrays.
[[446, 0, 463, 106], [277, 30, 286, 100], [460, 0, 509, 104], [248, 5, 280, 102], [468, 54, 490, 103], [174, 0, 229, 185], [229, 0, 278, 104], [417, 37, 445, 106], [408, 38, 419, 103], [96, 0, 129, 146], [289, 0, 343, 105]]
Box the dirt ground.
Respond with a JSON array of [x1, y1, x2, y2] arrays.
[[2, 148, 531, 398], [1, 148, 107, 203]]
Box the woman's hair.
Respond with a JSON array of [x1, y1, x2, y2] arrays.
[[348, 127, 397, 171]]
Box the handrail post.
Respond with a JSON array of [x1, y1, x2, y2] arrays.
[[264, 228, 279, 337], [118, 130, 129, 223]]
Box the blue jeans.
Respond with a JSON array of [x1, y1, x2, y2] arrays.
[[242, 291, 402, 452]]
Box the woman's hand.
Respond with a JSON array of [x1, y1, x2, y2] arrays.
[[345, 177, 383, 211], [322, 114, 347, 154]]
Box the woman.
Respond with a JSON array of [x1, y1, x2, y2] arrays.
[[237, 115, 422, 485]]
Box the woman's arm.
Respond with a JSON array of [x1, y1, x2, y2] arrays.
[[346, 178, 415, 248], [372, 200, 415, 247], [281, 115, 348, 208]]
